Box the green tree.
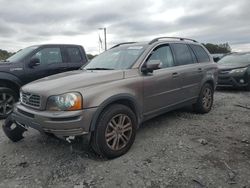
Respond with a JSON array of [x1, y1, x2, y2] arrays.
[[202, 43, 231, 54], [0, 49, 13, 60]]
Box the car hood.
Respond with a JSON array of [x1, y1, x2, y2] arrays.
[[218, 62, 250, 70], [22, 70, 125, 94], [0, 62, 12, 67]]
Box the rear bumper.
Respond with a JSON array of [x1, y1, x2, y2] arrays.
[[12, 102, 97, 137]]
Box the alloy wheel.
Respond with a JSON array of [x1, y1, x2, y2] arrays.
[[105, 114, 133, 151], [202, 88, 212, 110], [0, 93, 15, 116]]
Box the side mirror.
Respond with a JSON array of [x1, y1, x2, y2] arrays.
[[29, 58, 40, 68], [142, 60, 162, 74], [213, 57, 220, 62]]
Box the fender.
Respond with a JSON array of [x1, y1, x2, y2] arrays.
[[0, 72, 22, 88], [89, 94, 142, 132], [200, 69, 217, 90]]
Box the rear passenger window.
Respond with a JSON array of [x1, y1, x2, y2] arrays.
[[171, 43, 194, 66], [67, 47, 82, 62], [190, 44, 210, 63], [148, 45, 174, 68]]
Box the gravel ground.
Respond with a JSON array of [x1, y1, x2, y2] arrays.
[[0, 89, 250, 188]]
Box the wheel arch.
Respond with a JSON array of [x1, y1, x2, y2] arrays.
[[0, 73, 22, 95], [204, 79, 215, 90], [89, 94, 142, 132], [0, 78, 21, 95]]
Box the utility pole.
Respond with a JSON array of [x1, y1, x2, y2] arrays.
[[99, 27, 107, 51]]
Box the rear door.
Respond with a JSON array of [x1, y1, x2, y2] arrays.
[[64, 46, 87, 71], [143, 44, 183, 116], [170, 43, 204, 100]]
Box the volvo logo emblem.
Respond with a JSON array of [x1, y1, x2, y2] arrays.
[[26, 94, 32, 100]]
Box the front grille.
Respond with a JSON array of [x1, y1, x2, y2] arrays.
[[21, 92, 41, 108]]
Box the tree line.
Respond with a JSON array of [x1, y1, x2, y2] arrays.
[[202, 43, 231, 54], [0, 43, 232, 61], [0, 49, 14, 60]]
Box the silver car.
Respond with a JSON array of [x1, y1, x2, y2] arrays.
[[3, 37, 218, 158]]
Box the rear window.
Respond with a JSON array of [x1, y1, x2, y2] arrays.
[[66, 47, 82, 62], [190, 44, 210, 63], [171, 43, 194, 66]]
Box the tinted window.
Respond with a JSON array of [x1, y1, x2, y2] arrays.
[[32, 48, 62, 64], [67, 47, 82, 62], [148, 45, 174, 68], [190, 44, 210, 63], [188, 46, 198, 63], [171, 43, 193, 65]]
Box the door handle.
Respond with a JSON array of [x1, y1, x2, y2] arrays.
[[172, 72, 179, 78], [197, 68, 203, 72]]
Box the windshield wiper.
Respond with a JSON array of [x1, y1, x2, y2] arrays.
[[85, 68, 114, 70]]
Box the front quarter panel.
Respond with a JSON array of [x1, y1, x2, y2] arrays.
[[82, 69, 143, 109]]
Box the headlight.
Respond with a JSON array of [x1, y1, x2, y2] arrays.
[[230, 67, 247, 74], [46, 92, 83, 111]]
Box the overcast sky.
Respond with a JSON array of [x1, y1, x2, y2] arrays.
[[0, 0, 249, 54]]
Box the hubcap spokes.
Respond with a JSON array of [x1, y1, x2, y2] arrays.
[[202, 88, 212, 109], [0, 93, 15, 116], [105, 114, 132, 151]]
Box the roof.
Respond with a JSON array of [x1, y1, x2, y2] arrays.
[[30, 44, 82, 48], [110, 37, 199, 49]]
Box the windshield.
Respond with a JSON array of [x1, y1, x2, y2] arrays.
[[84, 45, 146, 70], [218, 53, 250, 65], [6, 46, 38, 62]]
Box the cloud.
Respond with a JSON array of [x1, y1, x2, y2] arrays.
[[0, 0, 249, 53], [0, 19, 16, 37]]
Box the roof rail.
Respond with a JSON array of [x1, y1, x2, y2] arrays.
[[110, 42, 137, 49], [148, 37, 197, 45]]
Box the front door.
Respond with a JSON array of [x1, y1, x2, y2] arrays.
[[24, 47, 68, 84], [143, 44, 182, 116]]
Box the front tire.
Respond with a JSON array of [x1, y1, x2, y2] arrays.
[[91, 104, 137, 159], [194, 83, 214, 114], [0, 87, 18, 119]]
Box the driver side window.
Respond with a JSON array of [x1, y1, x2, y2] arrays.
[[32, 48, 62, 64], [148, 45, 174, 68]]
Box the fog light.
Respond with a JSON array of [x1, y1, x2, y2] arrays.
[[239, 79, 244, 83]]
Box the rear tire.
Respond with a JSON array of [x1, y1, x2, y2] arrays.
[[194, 83, 214, 114], [0, 87, 18, 119], [91, 104, 137, 159]]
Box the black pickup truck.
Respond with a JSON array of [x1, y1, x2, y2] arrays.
[[0, 44, 88, 118]]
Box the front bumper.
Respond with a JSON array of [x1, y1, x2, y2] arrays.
[[12, 102, 97, 137], [217, 73, 248, 88]]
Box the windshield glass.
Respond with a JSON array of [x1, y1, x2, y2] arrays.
[[84, 45, 146, 70], [218, 53, 250, 65], [6, 46, 38, 62]]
